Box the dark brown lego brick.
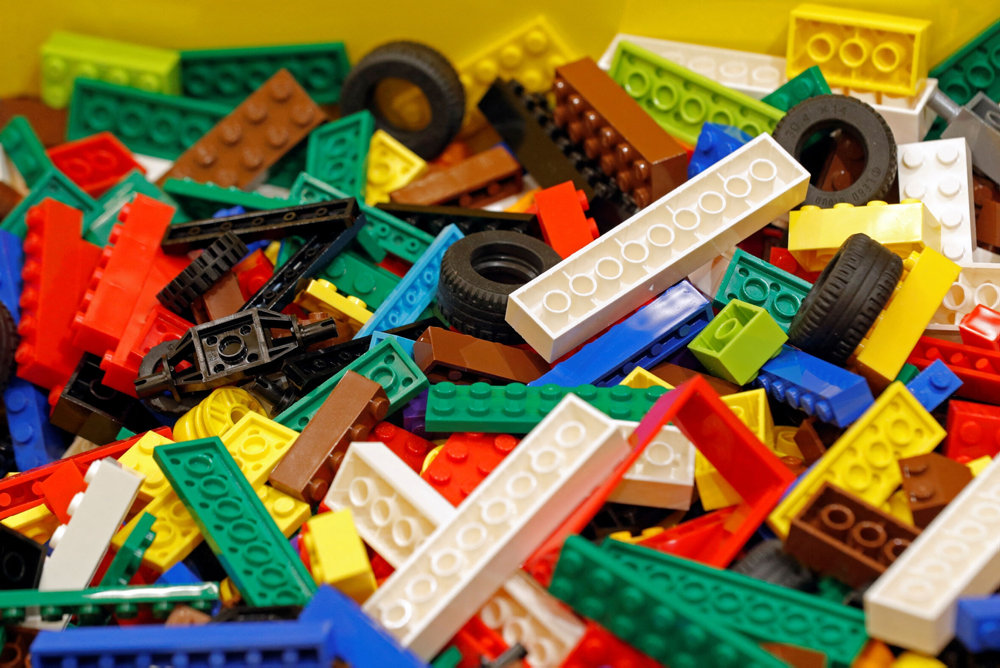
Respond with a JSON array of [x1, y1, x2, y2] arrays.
[[899, 452, 973, 528], [974, 173, 1000, 251], [648, 361, 740, 395], [389, 146, 522, 208], [0, 97, 68, 147], [192, 272, 246, 324], [793, 417, 828, 465], [761, 642, 828, 668], [0, 182, 23, 219], [412, 327, 549, 384]]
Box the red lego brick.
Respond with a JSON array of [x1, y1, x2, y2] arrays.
[[233, 248, 274, 301], [561, 621, 660, 668], [47, 131, 145, 198], [15, 199, 102, 390], [368, 549, 395, 586], [960, 304, 1000, 352], [100, 303, 192, 396], [945, 399, 1000, 463], [368, 421, 434, 474], [529, 181, 598, 258], [635, 505, 740, 563], [907, 336, 1000, 404], [421, 432, 520, 506], [769, 247, 821, 282], [377, 253, 410, 279], [39, 461, 87, 524], [448, 616, 510, 668]]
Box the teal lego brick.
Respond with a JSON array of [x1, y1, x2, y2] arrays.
[[276, 337, 428, 430], [100, 512, 156, 587], [549, 536, 785, 668], [356, 205, 434, 264], [306, 111, 375, 197], [688, 299, 788, 385], [163, 178, 290, 220], [713, 249, 813, 332], [608, 40, 784, 145], [321, 250, 402, 309], [180, 42, 350, 106], [267, 140, 309, 188], [761, 65, 831, 112], [0, 116, 54, 188], [931, 19, 1000, 106], [153, 437, 317, 606], [290, 171, 350, 204], [424, 382, 668, 434], [1, 168, 99, 239], [600, 540, 868, 666], [84, 170, 189, 245], [67, 78, 231, 160]]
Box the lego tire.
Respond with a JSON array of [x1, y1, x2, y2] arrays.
[[156, 232, 249, 318], [0, 302, 17, 391]]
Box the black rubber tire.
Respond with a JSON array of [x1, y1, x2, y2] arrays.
[[340, 41, 465, 160], [0, 303, 17, 392], [788, 233, 903, 366], [773, 95, 897, 208], [438, 231, 560, 343]]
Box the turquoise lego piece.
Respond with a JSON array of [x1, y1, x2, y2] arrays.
[[761, 65, 831, 112], [356, 205, 434, 264], [0, 116, 53, 188], [714, 249, 813, 332], [306, 111, 375, 196], [369, 332, 415, 357], [84, 170, 189, 245], [1, 168, 98, 239], [290, 171, 350, 204], [162, 178, 290, 220], [689, 299, 788, 385], [321, 250, 402, 309]]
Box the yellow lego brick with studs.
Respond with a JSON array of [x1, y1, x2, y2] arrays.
[[2, 503, 59, 544], [618, 367, 673, 390], [118, 430, 175, 504], [295, 278, 372, 331], [366, 130, 428, 205]]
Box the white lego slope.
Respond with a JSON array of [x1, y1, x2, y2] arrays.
[[506, 134, 809, 361], [864, 453, 1000, 654], [363, 395, 630, 659], [609, 420, 695, 510]]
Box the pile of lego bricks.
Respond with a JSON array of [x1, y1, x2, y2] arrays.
[[0, 6, 998, 668]]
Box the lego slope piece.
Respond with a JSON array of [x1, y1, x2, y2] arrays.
[[864, 453, 1000, 654], [506, 133, 809, 361], [363, 395, 629, 659], [714, 249, 812, 332], [0, 116, 53, 187], [306, 110, 375, 196], [608, 420, 695, 510], [761, 65, 832, 112], [366, 129, 428, 206], [787, 4, 931, 96]]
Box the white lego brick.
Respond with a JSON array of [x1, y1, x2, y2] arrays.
[[864, 453, 1000, 654], [506, 134, 809, 361], [973, 247, 1000, 263], [133, 153, 174, 182], [39, 459, 144, 591], [832, 79, 938, 145], [363, 394, 629, 659], [897, 138, 976, 265], [927, 263, 1000, 333], [608, 420, 695, 509], [324, 442, 457, 568], [686, 250, 735, 301]]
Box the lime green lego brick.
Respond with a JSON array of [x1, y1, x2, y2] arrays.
[[550, 536, 785, 668], [306, 111, 375, 197], [689, 299, 788, 385], [425, 382, 668, 434], [84, 170, 189, 245], [894, 362, 921, 384], [600, 540, 868, 666], [180, 42, 350, 106], [1, 168, 99, 239], [0, 116, 53, 188], [100, 512, 156, 587], [761, 65, 831, 112], [931, 19, 1000, 105], [608, 40, 784, 145], [163, 178, 290, 220], [713, 249, 812, 333], [40, 31, 181, 109], [277, 337, 428, 430], [67, 78, 231, 161], [357, 205, 434, 264], [153, 437, 316, 606]]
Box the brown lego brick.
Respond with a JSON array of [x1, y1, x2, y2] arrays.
[[779, 455, 807, 477], [899, 452, 973, 528], [192, 272, 246, 324], [793, 417, 828, 465], [164, 604, 213, 626], [389, 146, 522, 208], [647, 361, 740, 395], [159, 69, 325, 189], [816, 130, 866, 193], [973, 173, 1000, 251], [412, 327, 549, 384], [268, 370, 389, 502], [552, 57, 687, 208], [761, 642, 828, 668], [0, 182, 23, 219], [0, 626, 37, 668], [785, 481, 920, 588], [0, 97, 68, 147]]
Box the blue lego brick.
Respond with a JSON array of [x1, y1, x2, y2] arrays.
[[369, 331, 415, 358], [754, 345, 874, 427], [529, 281, 711, 388], [1, 168, 99, 239], [714, 249, 812, 333], [905, 358, 962, 412], [687, 122, 752, 179], [956, 596, 1000, 653], [4, 378, 68, 471], [156, 561, 201, 586], [213, 205, 246, 218], [355, 224, 464, 337], [0, 230, 24, 321]]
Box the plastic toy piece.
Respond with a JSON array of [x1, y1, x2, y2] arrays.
[[786, 4, 930, 96], [39, 462, 88, 524], [319, 250, 402, 309], [898, 453, 973, 528], [531, 182, 598, 258], [369, 332, 415, 358], [83, 169, 188, 246], [300, 509, 376, 603], [99, 302, 193, 398], [0, 230, 23, 320], [907, 335, 1000, 404], [761, 65, 832, 111], [768, 382, 945, 538], [295, 278, 372, 333], [608, 420, 694, 510], [440, 616, 511, 667], [933, 91, 1000, 185], [927, 264, 1000, 336], [688, 299, 787, 385], [376, 202, 540, 239], [101, 512, 156, 586], [306, 110, 374, 196], [1, 167, 98, 240], [413, 327, 548, 385], [618, 367, 672, 390], [5, 378, 69, 472], [363, 394, 629, 660], [558, 620, 659, 668], [46, 131, 144, 198], [956, 596, 1000, 653], [3, 503, 60, 545], [421, 432, 521, 506], [930, 18, 1000, 107], [688, 122, 752, 179], [355, 204, 434, 264], [946, 399, 1000, 463], [904, 359, 962, 413], [0, 116, 53, 187], [366, 129, 429, 205], [174, 387, 266, 442], [40, 31, 181, 108], [390, 146, 522, 209], [0, 524, 45, 590], [714, 249, 813, 333], [163, 178, 290, 220], [367, 422, 433, 474], [959, 304, 1000, 351]]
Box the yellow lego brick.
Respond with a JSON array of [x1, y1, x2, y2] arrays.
[[365, 130, 428, 205], [295, 278, 372, 330], [772, 426, 803, 459], [853, 248, 961, 383], [264, 241, 281, 266], [2, 503, 58, 544], [118, 431, 174, 504], [695, 456, 743, 510], [608, 527, 666, 544], [892, 652, 946, 668], [115, 492, 201, 572], [219, 413, 300, 487], [788, 200, 941, 271], [787, 4, 930, 96], [421, 444, 444, 474], [257, 485, 310, 537], [505, 188, 539, 213], [881, 488, 915, 526], [302, 509, 376, 603], [968, 456, 992, 476], [618, 367, 673, 390], [219, 578, 242, 607], [173, 387, 266, 441], [768, 382, 944, 538]]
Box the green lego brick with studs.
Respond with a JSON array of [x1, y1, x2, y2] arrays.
[[67, 78, 231, 160], [100, 512, 157, 587], [688, 299, 788, 385], [762, 65, 831, 112], [153, 437, 316, 606], [277, 337, 428, 430], [290, 171, 348, 205], [163, 178, 291, 220], [713, 249, 812, 333], [1, 168, 99, 239], [931, 19, 1000, 107], [356, 205, 434, 264], [424, 382, 668, 434], [549, 536, 785, 668], [84, 170, 189, 245], [306, 110, 375, 197], [600, 540, 868, 666], [0, 116, 54, 188]]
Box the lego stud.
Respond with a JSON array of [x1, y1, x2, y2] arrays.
[[698, 191, 726, 216], [847, 520, 888, 557], [817, 502, 855, 538], [531, 447, 562, 474], [622, 68, 652, 101], [619, 239, 649, 266], [265, 125, 291, 149], [679, 93, 708, 124], [290, 103, 318, 127], [722, 174, 751, 199], [881, 537, 911, 565], [472, 60, 499, 85], [674, 208, 700, 232]]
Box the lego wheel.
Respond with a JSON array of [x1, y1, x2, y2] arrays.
[[773, 95, 897, 208], [438, 231, 560, 344], [788, 233, 902, 366], [0, 302, 17, 391], [340, 41, 465, 160]]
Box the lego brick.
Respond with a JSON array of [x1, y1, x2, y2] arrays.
[[688, 122, 752, 179], [907, 337, 1000, 404], [931, 19, 1000, 106], [3, 504, 59, 545], [256, 484, 310, 537], [0, 230, 23, 320], [608, 420, 695, 510], [376, 202, 540, 239], [413, 327, 548, 384], [688, 299, 787, 385], [946, 399, 1000, 463], [301, 509, 376, 603], [937, 92, 1000, 185], [355, 204, 434, 264], [0, 167, 98, 239], [99, 302, 192, 397], [296, 278, 372, 333], [761, 65, 832, 111], [5, 379, 68, 472], [366, 129, 429, 206], [617, 366, 672, 390], [714, 248, 813, 332], [0, 524, 45, 590], [531, 182, 597, 258], [390, 146, 522, 208], [0, 116, 53, 187], [363, 394, 629, 659], [161, 68, 325, 189], [174, 387, 266, 442], [928, 264, 1000, 335], [505, 133, 809, 362], [558, 620, 659, 668], [306, 110, 374, 196], [899, 452, 973, 528], [421, 432, 521, 506], [368, 421, 433, 474], [162, 177, 290, 220], [113, 489, 200, 574], [956, 596, 1000, 653], [904, 359, 963, 413], [960, 304, 1000, 350], [101, 511, 155, 586], [768, 382, 945, 538], [649, 363, 739, 397], [83, 169, 188, 246], [46, 131, 144, 198], [39, 462, 87, 524], [40, 31, 180, 108], [319, 250, 401, 309]]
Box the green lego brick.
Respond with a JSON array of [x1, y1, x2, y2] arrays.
[[931, 18, 1000, 106], [550, 536, 785, 668], [180, 42, 350, 106], [894, 362, 922, 384], [0, 116, 53, 188], [290, 171, 349, 204], [600, 540, 868, 666], [321, 250, 403, 309], [277, 337, 428, 430], [163, 178, 290, 220], [424, 382, 668, 434], [40, 31, 181, 109], [306, 111, 374, 197], [101, 513, 156, 587], [430, 646, 463, 668], [267, 141, 309, 188], [713, 249, 812, 333], [0, 583, 218, 625], [153, 437, 316, 606], [356, 205, 434, 264], [761, 65, 831, 112], [1, 168, 99, 239], [84, 170, 189, 245], [67, 78, 231, 161], [115, 427, 136, 440], [688, 299, 788, 385], [608, 40, 784, 145]]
